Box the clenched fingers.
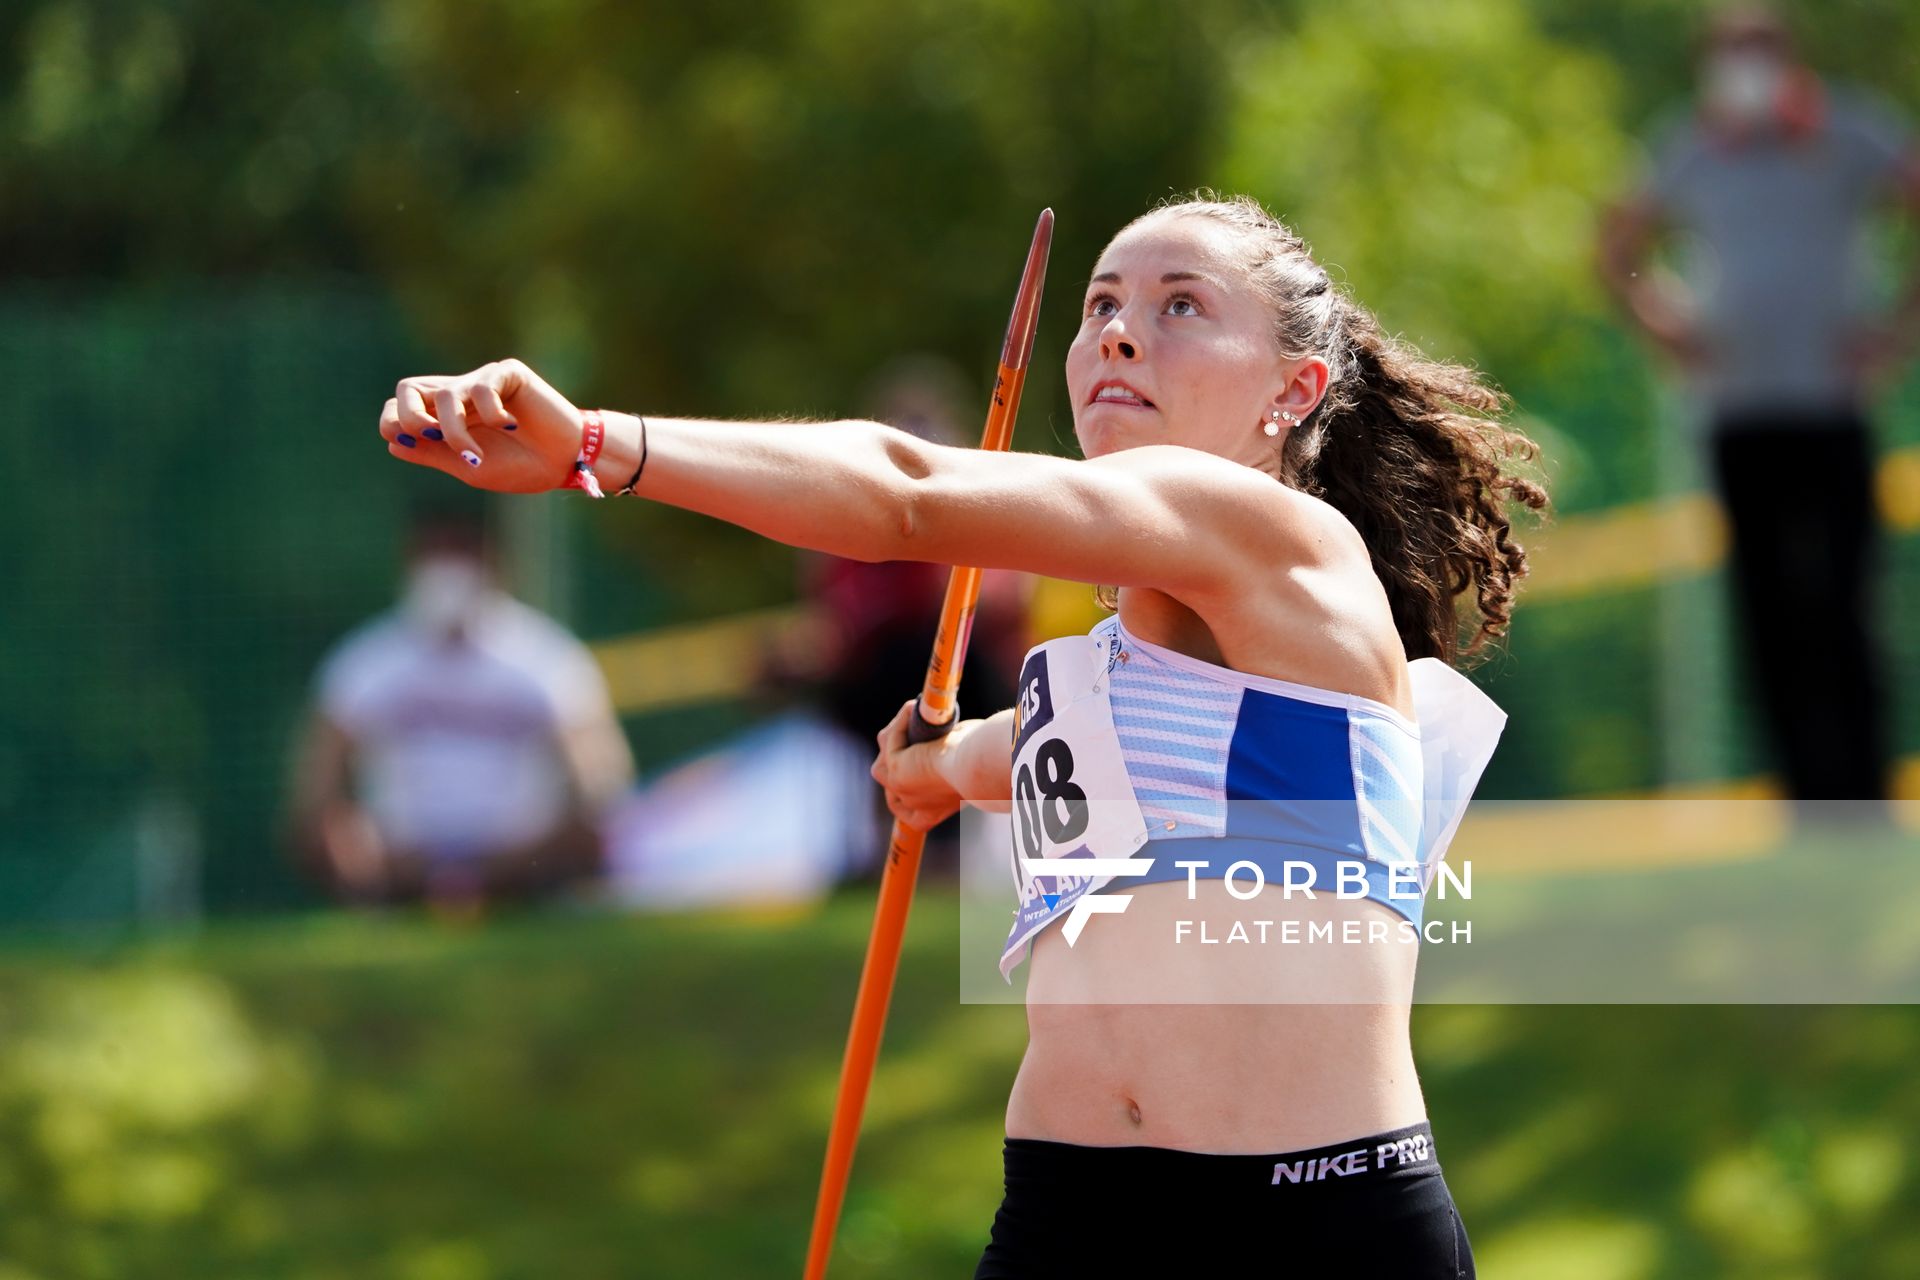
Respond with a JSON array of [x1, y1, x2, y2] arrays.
[[380, 395, 459, 471], [433, 386, 485, 469]]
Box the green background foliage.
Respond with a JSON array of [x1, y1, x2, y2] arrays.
[[4, 2, 1920, 1273]]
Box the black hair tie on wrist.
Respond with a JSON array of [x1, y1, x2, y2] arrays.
[[617, 414, 649, 496]]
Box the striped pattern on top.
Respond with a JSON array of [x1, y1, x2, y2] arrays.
[[1098, 615, 1428, 872], [1097, 616, 1240, 838]]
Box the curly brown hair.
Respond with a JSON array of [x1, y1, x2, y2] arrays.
[[1098, 193, 1548, 667]]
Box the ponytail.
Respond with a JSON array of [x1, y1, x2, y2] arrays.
[[1287, 298, 1546, 663]]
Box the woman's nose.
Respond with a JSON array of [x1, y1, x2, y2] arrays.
[[1099, 319, 1139, 362]]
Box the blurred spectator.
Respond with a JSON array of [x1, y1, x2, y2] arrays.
[[812, 356, 1030, 746], [1599, 5, 1920, 802], [761, 356, 1031, 876], [288, 502, 634, 912]]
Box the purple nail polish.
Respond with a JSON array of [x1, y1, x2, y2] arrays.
[[396, 433, 416, 448], [422, 427, 444, 440], [461, 450, 481, 467], [502, 421, 518, 431]]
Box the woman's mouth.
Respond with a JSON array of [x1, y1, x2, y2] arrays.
[[1087, 380, 1155, 408]]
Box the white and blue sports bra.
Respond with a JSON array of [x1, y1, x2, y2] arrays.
[[998, 614, 1507, 980]]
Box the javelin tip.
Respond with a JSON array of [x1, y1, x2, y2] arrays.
[[1001, 209, 1055, 370]]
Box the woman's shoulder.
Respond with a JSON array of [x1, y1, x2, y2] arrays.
[[1107, 578, 1407, 714]]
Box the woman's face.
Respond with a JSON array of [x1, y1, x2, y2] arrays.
[[1066, 214, 1322, 464]]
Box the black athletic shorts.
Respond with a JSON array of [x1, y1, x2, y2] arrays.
[[973, 1120, 1474, 1277]]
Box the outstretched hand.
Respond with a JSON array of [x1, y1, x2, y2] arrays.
[[378, 359, 585, 493]]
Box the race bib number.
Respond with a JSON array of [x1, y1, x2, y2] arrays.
[[1000, 628, 1150, 977]]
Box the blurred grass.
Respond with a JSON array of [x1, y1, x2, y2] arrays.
[[1, 889, 1918, 1279]]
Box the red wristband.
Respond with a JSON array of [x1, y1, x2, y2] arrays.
[[564, 409, 607, 498]]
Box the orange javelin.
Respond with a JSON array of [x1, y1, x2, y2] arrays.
[[802, 208, 1054, 1280]]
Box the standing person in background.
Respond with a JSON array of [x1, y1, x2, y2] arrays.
[[1599, 4, 1920, 805], [288, 502, 635, 913]]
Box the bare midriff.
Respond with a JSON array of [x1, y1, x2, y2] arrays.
[[1005, 879, 1428, 1154]]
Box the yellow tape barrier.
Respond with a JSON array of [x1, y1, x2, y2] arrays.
[[592, 445, 1920, 715]]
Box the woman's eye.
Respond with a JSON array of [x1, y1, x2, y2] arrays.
[[1086, 295, 1118, 318], [1166, 295, 1201, 317]]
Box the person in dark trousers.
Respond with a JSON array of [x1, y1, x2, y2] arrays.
[[1599, 5, 1920, 804]]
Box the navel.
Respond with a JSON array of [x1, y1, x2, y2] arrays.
[[1125, 1097, 1143, 1127]]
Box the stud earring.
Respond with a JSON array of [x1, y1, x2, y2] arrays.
[[1264, 409, 1282, 438]]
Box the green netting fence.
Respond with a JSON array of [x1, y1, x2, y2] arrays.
[[3, 286, 1916, 932]]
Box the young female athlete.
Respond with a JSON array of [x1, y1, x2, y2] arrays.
[[378, 194, 1544, 1277]]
